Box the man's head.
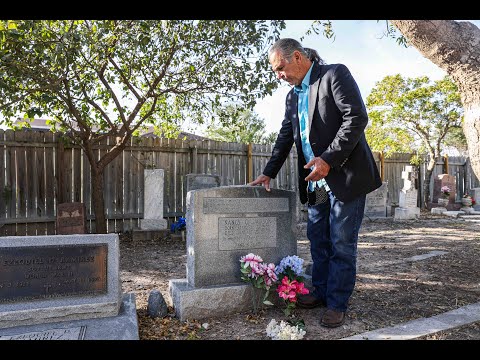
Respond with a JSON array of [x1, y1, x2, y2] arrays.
[[268, 38, 312, 86]]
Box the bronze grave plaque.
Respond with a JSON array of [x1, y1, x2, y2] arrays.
[[0, 244, 107, 303]]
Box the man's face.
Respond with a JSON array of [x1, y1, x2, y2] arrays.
[[269, 49, 303, 86]]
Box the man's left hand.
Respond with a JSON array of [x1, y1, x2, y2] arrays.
[[304, 157, 330, 182]]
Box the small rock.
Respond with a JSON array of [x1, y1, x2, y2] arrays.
[[202, 323, 209, 330], [147, 289, 168, 318]]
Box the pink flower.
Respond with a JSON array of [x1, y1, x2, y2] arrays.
[[276, 276, 309, 303], [249, 261, 265, 278], [295, 282, 309, 295], [240, 253, 263, 268], [264, 263, 278, 287]]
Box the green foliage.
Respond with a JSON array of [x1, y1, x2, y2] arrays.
[[0, 20, 286, 135], [302, 20, 335, 42], [365, 74, 464, 158], [204, 105, 275, 144], [0, 20, 286, 233], [263, 131, 279, 145], [409, 154, 423, 166], [443, 123, 468, 153]]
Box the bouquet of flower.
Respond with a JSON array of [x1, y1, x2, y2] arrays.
[[275, 255, 309, 317], [441, 186, 451, 198], [266, 319, 306, 340], [239, 253, 278, 313], [170, 217, 186, 233], [462, 194, 476, 206]]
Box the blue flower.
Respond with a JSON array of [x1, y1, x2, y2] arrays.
[[275, 255, 305, 278], [170, 217, 186, 233]]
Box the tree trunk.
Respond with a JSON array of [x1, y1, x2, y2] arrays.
[[83, 136, 129, 234], [91, 168, 107, 234], [423, 155, 437, 208], [390, 20, 480, 181]]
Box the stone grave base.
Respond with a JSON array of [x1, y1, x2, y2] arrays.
[[169, 280, 257, 322], [169, 276, 314, 322], [427, 202, 461, 211], [132, 228, 170, 241], [139, 218, 168, 230], [431, 207, 447, 215], [0, 293, 138, 340], [394, 207, 420, 220]]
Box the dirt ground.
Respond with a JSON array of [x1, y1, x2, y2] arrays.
[[119, 210, 480, 341]]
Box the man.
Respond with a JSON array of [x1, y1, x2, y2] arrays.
[[249, 38, 382, 328]]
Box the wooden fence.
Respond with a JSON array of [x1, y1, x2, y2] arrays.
[[1, 129, 479, 236]]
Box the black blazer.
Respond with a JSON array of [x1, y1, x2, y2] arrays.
[[263, 62, 382, 204]]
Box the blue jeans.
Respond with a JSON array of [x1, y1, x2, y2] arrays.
[[307, 190, 366, 312]]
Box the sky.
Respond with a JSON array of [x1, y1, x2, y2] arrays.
[[3, 20, 479, 133], [252, 19, 480, 135]]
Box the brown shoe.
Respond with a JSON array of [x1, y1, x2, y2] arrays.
[[296, 294, 325, 309], [320, 309, 345, 328]]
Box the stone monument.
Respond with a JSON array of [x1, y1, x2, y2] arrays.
[[56, 202, 87, 235], [0, 234, 138, 339], [432, 174, 457, 211], [364, 182, 388, 218], [169, 185, 297, 321], [394, 166, 420, 220], [140, 169, 168, 231], [185, 173, 221, 192]]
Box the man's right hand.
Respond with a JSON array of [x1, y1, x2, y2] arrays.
[[248, 174, 272, 192]]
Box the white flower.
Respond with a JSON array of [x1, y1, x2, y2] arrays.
[[265, 319, 306, 340]]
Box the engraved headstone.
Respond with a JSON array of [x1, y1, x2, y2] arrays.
[[395, 166, 420, 220], [432, 174, 456, 204], [185, 173, 221, 192], [140, 169, 167, 230], [0, 234, 122, 330], [0, 326, 86, 340], [469, 188, 480, 211], [56, 203, 86, 235], [365, 182, 388, 218], [169, 185, 297, 321]]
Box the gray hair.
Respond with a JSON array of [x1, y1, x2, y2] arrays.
[[269, 38, 326, 65], [304, 47, 326, 65]]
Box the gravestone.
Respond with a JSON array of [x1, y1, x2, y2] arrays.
[[432, 174, 456, 204], [469, 188, 480, 211], [0, 234, 138, 339], [56, 203, 86, 235], [394, 166, 420, 220], [185, 173, 221, 192], [169, 185, 297, 321], [140, 169, 167, 231], [364, 182, 388, 218]]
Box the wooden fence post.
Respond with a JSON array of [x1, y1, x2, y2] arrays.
[[247, 143, 253, 183], [444, 155, 449, 174], [56, 138, 65, 205], [380, 151, 385, 182], [190, 141, 197, 174]]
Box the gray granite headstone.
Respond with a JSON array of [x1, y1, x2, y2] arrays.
[[169, 185, 297, 321], [0, 293, 138, 340], [395, 166, 420, 220], [365, 182, 388, 218], [469, 188, 480, 211], [185, 185, 296, 288], [185, 174, 221, 192], [0, 234, 122, 329], [140, 168, 167, 230]]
